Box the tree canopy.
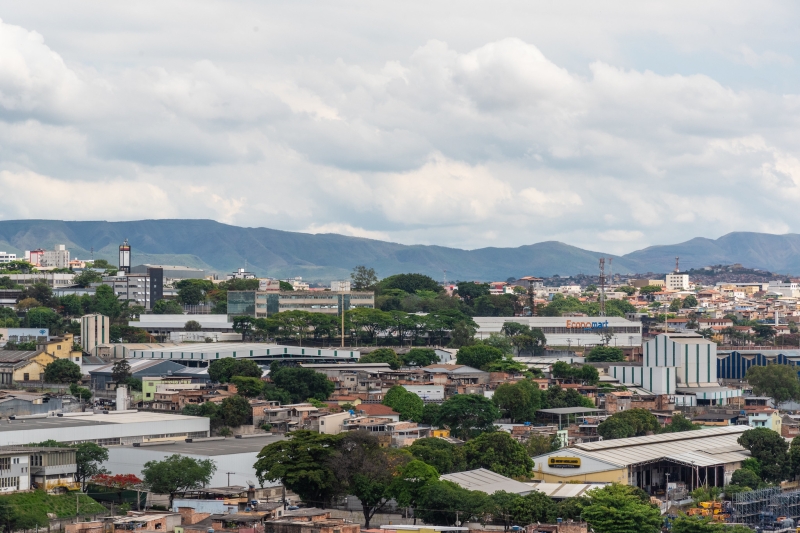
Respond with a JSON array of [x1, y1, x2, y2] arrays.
[[745, 364, 800, 403], [208, 358, 262, 383], [456, 344, 505, 370], [360, 348, 403, 369], [383, 385, 424, 422], [407, 438, 466, 475], [581, 484, 662, 533], [436, 394, 500, 440], [586, 346, 625, 362], [492, 380, 542, 423], [43, 359, 82, 384], [597, 409, 660, 440], [461, 432, 534, 478], [738, 428, 789, 483], [142, 454, 216, 507], [269, 364, 334, 402]]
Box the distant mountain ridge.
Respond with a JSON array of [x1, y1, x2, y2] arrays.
[[0, 219, 797, 280]]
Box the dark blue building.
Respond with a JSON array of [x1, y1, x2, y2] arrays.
[[717, 349, 800, 380]]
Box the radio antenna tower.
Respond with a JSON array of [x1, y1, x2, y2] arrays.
[[608, 257, 613, 284], [443, 270, 447, 287], [675, 256, 680, 273], [599, 258, 606, 316]]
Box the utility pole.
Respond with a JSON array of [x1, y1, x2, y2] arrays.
[[226, 472, 234, 486], [341, 294, 345, 348]]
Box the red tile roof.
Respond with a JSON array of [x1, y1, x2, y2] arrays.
[[358, 404, 399, 417]]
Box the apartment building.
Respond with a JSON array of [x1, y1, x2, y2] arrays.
[[101, 267, 163, 310], [0, 252, 16, 264], [81, 314, 109, 356], [666, 273, 690, 291]]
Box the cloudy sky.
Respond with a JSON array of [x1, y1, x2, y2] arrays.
[[1, 1, 799, 254]]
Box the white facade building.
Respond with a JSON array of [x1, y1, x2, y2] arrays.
[[403, 384, 445, 401], [0, 252, 16, 264], [665, 274, 690, 291], [474, 316, 642, 347], [609, 333, 741, 406], [768, 281, 800, 298]]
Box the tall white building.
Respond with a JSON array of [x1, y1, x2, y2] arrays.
[[665, 273, 690, 291], [0, 252, 16, 264], [81, 313, 110, 355], [26, 245, 70, 268]]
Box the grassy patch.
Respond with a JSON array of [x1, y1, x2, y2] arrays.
[[0, 491, 105, 526]]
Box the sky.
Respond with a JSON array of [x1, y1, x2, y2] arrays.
[[1, 1, 800, 254]]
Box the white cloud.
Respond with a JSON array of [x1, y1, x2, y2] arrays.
[[1, 3, 800, 255]]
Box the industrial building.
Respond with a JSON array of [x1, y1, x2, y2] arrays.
[[717, 349, 800, 380], [130, 264, 205, 280], [105, 434, 286, 487], [227, 290, 375, 318], [88, 359, 209, 389], [608, 333, 742, 406], [129, 314, 235, 339], [0, 410, 209, 446], [473, 317, 642, 347], [532, 426, 750, 494], [123, 343, 361, 367]]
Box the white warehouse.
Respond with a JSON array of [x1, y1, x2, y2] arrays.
[[474, 316, 642, 347]]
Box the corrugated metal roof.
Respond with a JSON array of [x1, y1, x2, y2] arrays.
[[568, 426, 749, 467], [440, 468, 532, 495], [527, 482, 609, 498], [666, 450, 749, 468]]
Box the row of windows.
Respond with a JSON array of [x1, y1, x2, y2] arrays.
[[534, 326, 641, 334], [0, 477, 18, 489]]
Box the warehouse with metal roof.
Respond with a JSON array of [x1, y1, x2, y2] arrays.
[[532, 426, 750, 495]]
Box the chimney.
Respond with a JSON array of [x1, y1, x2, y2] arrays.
[[116, 385, 128, 411]]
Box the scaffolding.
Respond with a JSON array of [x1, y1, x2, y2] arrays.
[[731, 486, 781, 525], [774, 490, 800, 523]]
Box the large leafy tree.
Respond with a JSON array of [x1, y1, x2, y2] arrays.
[[219, 395, 251, 428], [581, 484, 662, 533], [152, 299, 184, 315], [586, 346, 625, 362], [455, 344, 505, 370], [597, 409, 660, 440], [661, 413, 701, 433], [269, 365, 334, 402], [255, 430, 342, 506], [43, 359, 82, 384], [437, 394, 500, 440], [378, 274, 441, 294], [330, 431, 411, 528], [738, 428, 789, 483], [543, 385, 595, 409], [229, 376, 264, 398], [407, 438, 466, 475], [401, 348, 439, 367], [492, 380, 542, 423], [111, 359, 132, 383], [76, 442, 110, 491], [208, 358, 262, 383], [745, 364, 800, 403], [510, 491, 558, 524], [462, 432, 534, 478], [415, 480, 489, 526], [390, 460, 439, 524], [142, 454, 216, 508], [360, 348, 403, 369], [383, 385, 424, 422]]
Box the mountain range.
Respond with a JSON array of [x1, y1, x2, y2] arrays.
[[0, 219, 798, 281]]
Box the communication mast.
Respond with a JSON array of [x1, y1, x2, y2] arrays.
[[675, 256, 680, 273], [599, 258, 606, 316]]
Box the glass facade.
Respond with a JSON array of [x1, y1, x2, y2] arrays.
[[227, 291, 256, 316]]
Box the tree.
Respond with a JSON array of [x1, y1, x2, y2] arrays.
[[543, 385, 595, 409], [581, 484, 662, 533], [152, 299, 184, 314], [449, 320, 477, 348], [232, 316, 256, 340], [730, 467, 761, 490], [597, 409, 660, 440], [456, 282, 490, 303], [142, 454, 216, 508], [219, 395, 251, 427], [586, 346, 625, 362], [525, 433, 561, 457], [351, 266, 378, 291], [437, 394, 500, 440], [415, 480, 488, 526], [92, 285, 122, 320], [208, 358, 262, 383], [330, 431, 411, 528], [669, 299, 682, 313], [616, 286, 636, 296], [378, 273, 441, 294], [76, 442, 110, 491], [683, 295, 698, 308], [25, 307, 61, 330], [255, 430, 342, 506], [73, 270, 103, 288], [745, 364, 800, 403], [407, 438, 465, 475], [360, 348, 403, 370], [462, 432, 533, 478], [383, 385, 424, 422], [738, 428, 789, 483], [177, 283, 206, 306], [111, 359, 132, 383], [43, 359, 82, 383], [661, 413, 701, 433], [456, 344, 505, 370], [510, 491, 558, 525], [270, 365, 334, 402], [184, 320, 202, 332], [492, 380, 542, 423], [512, 330, 547, 356], [390, 460, 439, 523], [639, 285, 663, 296], [229, 376, 264, 398], [402, 348, 439, 367], [69, 382, 93, 401], [671, 516, 724, 533]]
